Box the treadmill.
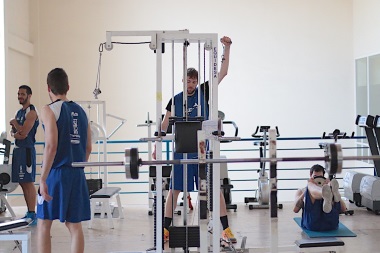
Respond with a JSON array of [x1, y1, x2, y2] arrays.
[[353, 115, 380, 214]]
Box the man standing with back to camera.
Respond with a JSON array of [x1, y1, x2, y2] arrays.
[[37, 68, 92, 253]]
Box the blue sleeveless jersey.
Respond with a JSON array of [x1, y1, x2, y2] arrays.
[[301, 186, 340, 231], [47, 100, 88, 168], [14, 104, 39, 148], [173, 88, 208, 159], [173, 88, 209, 120], [170, 88, 209, 191]]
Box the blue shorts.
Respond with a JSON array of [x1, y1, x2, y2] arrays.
[[12, 147, 36, 183], [37, 166, 90, 223], [170, 153, 199, 191]]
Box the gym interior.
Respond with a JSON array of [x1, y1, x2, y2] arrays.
[[1, 1, 380, 252]]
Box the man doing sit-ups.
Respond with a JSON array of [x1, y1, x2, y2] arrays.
[[293, 164, 347, 231]]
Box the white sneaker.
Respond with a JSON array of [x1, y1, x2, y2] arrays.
[[330, 179, 341, 202], [322, 184, 333, 213]]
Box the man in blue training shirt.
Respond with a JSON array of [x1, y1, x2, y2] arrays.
[[152, 36, 236, 243], [10, 85, 39, 225], [293, 164, 347, 231], [37, 68, 92, 253]]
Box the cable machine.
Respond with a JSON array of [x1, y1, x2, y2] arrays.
[[103, 30, 221, 253]]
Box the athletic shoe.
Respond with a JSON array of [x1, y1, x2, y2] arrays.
[[222, 227, 237, 244], [330, 179, 341, 202], [322, 185, 333, 213], [164, 228, 169, 243], [220, 238, 229, 248], [23, 211, 37, 226]]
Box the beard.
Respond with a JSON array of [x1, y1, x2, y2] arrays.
[[18, 98, 27, 105], [187, 88, 195, 96]]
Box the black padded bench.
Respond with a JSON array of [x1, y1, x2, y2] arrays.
[[88, 187, 124, 229], [295, 237, 344, 252]]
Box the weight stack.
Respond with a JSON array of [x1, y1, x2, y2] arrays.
[[207, 151, 213, 212], [169, 226, 200, 248], [153, 195, 165, 249]]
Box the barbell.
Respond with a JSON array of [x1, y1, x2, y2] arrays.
[[71, 143, 380, 179]]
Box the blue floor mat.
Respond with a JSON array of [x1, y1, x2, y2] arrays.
[[294, 217, 357, 237]]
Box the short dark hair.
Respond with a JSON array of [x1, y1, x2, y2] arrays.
[[310, 164, 325, 176], [187, 68, 198, 80], [19, 85, 32, 95], [47, 68, 69, 95]]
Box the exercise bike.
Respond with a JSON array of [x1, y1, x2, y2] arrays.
[[0, 131, 18, 218], [244, 126, 283, 210]]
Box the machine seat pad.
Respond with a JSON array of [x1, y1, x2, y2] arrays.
[[90, 187, 121, 199], [0, 218, 31, 232]]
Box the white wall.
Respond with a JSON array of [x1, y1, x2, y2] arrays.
[[31, 0, 355, 142], [3, 0, 36, 204], [353, 0, 380, 58], [5, 0, 362, 204], [4, 0, 34, 134], [0, 1, 4, 132]]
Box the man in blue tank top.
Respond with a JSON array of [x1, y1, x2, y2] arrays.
[[293, 164, 347, 231], [10, 85, 39, 225], [152, 36, 236, 243], [37, 68, 92, 253]]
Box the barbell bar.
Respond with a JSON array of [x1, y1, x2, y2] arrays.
[[71, 143, 380, 179]]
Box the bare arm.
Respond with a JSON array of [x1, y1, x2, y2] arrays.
[[293, 188, 305, 213], [9, 118, 21, 132], [39, 105, 57, 202], [12, 131, 25, 140], [218, 36, 232, 84], [340, 200, 347, 213], [152, 111, 171, 159], [161, 110, 171, 133], [86, 124, 92, 161], [11, 110, 38, 140]]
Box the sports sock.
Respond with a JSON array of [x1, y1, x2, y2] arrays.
[[220, 215, 229, 230], [164, 217, 172, 229]]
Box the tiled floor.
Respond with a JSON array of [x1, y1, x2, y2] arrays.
[[1, 199, 380, 253]]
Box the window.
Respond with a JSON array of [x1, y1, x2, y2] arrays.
[[355, 54, 380, 171]]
